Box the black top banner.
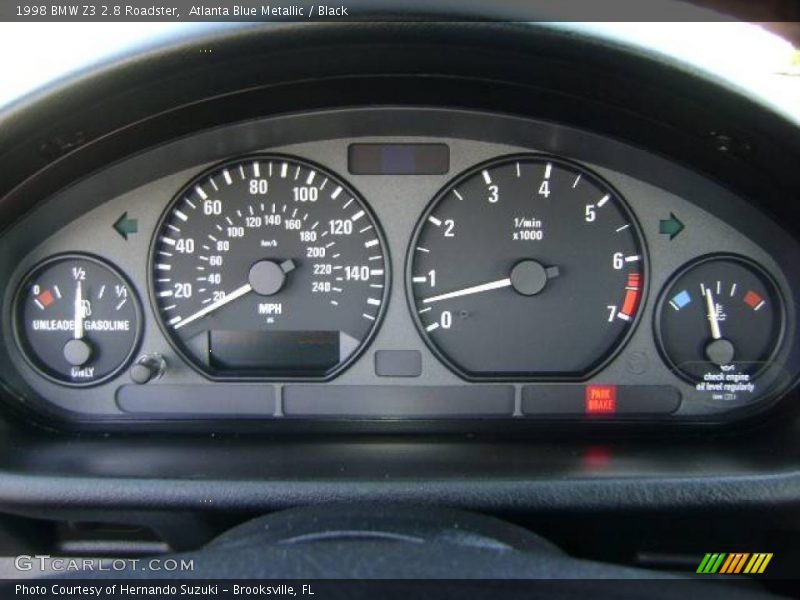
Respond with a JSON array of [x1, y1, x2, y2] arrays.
[[0, 0, 787, 23]]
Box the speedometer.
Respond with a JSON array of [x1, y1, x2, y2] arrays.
[[151, 155, 389, 379], [408, 155, 646, 379]]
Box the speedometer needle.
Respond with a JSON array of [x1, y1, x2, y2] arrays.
[[173, 283, 253, 330], [173, 259, 296, 330], [422, 277, 512, 304]]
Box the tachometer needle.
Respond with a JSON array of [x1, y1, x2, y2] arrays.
[[705, 288, 722, 340], [422, 277, 512, 304], [173, 282, 253, 330]]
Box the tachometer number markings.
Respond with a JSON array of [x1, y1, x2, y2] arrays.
[[408, 155, 646, 378]]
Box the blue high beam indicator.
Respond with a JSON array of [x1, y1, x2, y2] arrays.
[[669, 290, 692, 311]]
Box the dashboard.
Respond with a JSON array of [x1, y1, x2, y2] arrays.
[[1, 106, 798, 427], [1, 15, 800, 583]]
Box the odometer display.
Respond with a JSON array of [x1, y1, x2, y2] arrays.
[[408, 155, 646, 378], [151, 156, 388, 378]]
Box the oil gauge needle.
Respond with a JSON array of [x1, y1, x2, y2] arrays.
[[422, 277, 512, 304], [705, 288, 722, 340], [703, 287, 736, 366]]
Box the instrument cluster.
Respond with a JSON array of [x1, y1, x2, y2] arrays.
[[1, 108, 798, 426]]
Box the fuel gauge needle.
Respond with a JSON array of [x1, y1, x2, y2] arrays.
[[63, 280, 93, 367], [74, 279, 85, 339]]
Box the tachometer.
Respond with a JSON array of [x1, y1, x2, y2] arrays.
[[407, 155, 646, 379], [151, 156, 389, 379]]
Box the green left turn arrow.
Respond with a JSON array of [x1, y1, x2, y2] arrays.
[[113, 212, 138, 240]]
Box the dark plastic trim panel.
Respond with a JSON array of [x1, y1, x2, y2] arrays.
[[0, 471, 799, 514]]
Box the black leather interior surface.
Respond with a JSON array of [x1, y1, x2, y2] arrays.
[[62, 505, 776, 597]]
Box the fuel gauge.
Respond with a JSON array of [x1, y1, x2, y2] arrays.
[[14, 254, 141, 386], [656, 255, 784, 386]]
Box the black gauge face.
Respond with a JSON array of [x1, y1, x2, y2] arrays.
[[14, 255, 141, 386], [151, 156, 389, 378], [656, 255, 783, 383], [408, 155, 646, 378]]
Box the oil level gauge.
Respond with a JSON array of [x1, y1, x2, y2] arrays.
[[656, 255, 784, 386], [14, 254, 141, 386]]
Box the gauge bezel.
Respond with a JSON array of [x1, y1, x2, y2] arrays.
[[653, 253, 787, 386], [12, 252, 144, 388], [147, 153, 392, 382], [405, 152, 650, 382]]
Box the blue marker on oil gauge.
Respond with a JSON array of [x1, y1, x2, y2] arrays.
[[669, 289, 692, 311]]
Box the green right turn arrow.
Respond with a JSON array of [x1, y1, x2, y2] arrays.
[[659, 213, 684, 240]]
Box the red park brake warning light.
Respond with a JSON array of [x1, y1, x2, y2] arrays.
[[585, 385, 617, 414]]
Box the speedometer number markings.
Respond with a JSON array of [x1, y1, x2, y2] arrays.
[[152, 156, 388, 378]]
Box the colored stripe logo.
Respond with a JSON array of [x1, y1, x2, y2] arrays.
[[696, 553, 773, 574]]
